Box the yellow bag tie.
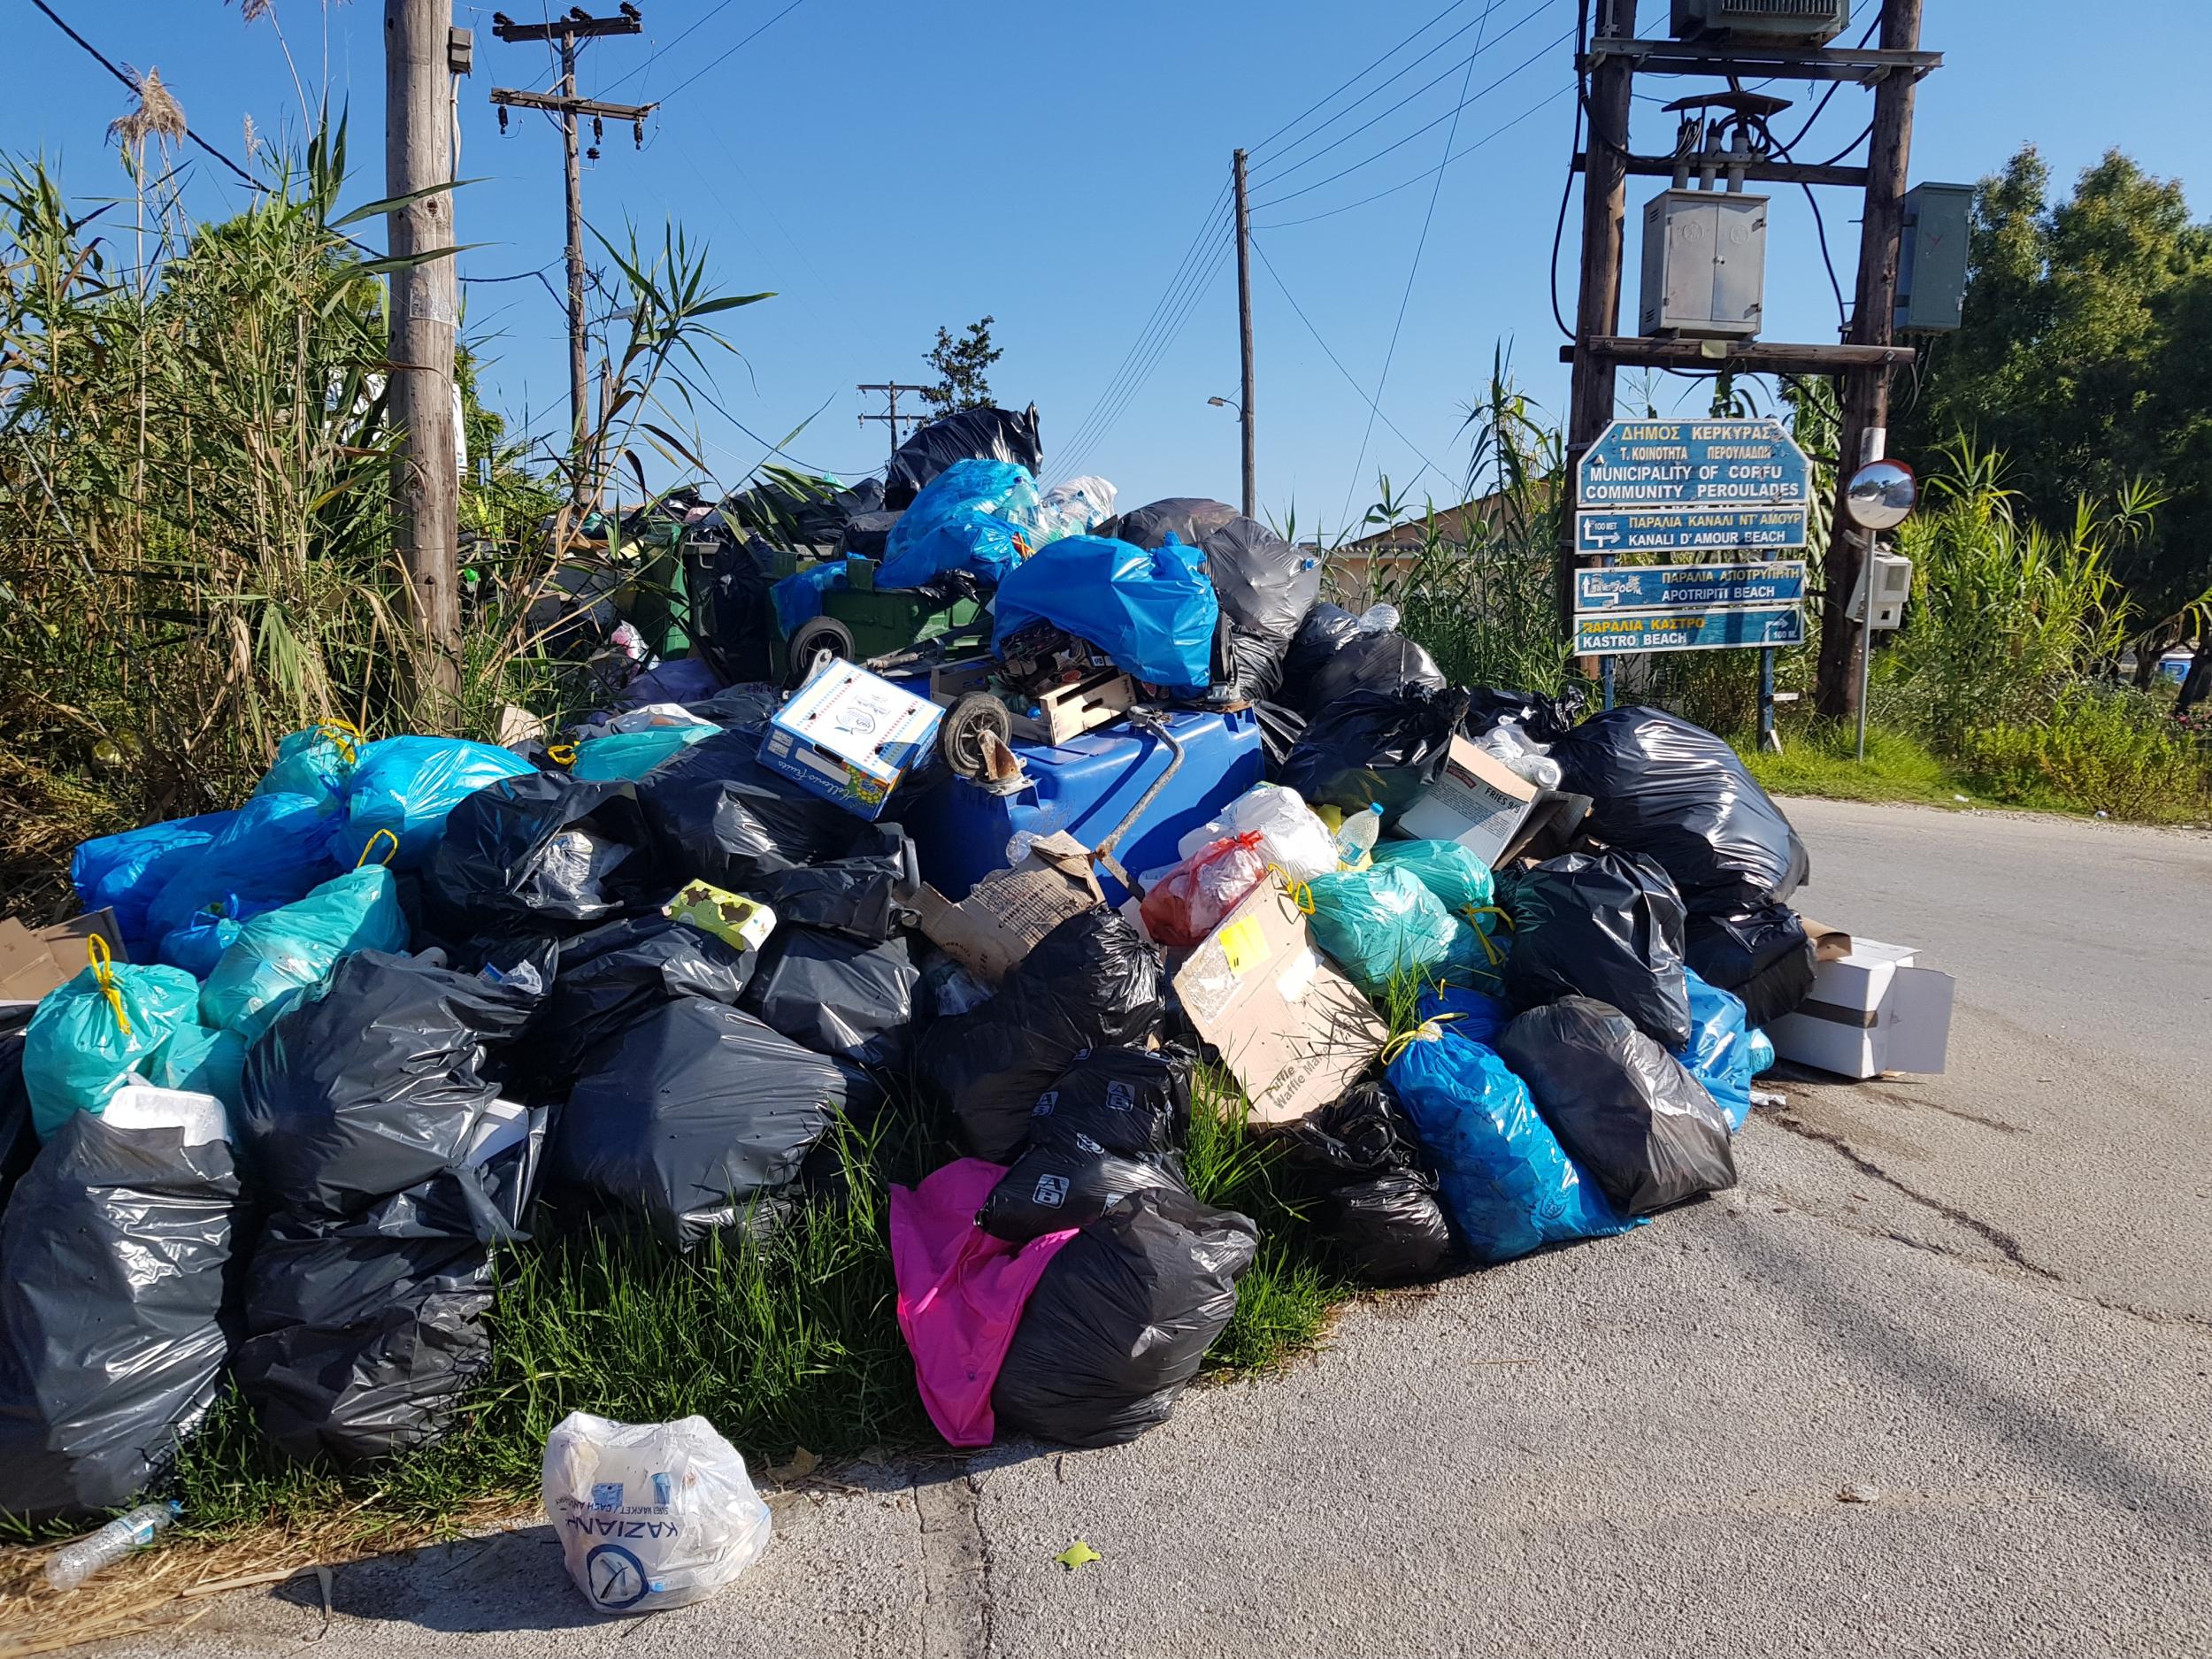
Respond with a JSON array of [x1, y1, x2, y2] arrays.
[[86, 935, 131, 1037], [356, 827, 399, 869], [1379, 1014, 1455, 1065], [1264, 864, 1316, 915], [548, 742, 578, 767], [315, 718, 364, 766]]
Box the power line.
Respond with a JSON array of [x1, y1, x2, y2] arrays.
[[1249, 0, 1477, 162], [653, 0, 813, 105], [599, 0, 742, 94], [27, 0, 266, 193]]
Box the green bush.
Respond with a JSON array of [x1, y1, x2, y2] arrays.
[[1958, 687, 2212, 818]]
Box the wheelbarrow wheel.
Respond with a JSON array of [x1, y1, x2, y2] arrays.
[[785, 615, 855, 687], [940, 693, 1014, 779]]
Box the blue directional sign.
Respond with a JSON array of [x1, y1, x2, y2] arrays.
[[1575, 417, 1813, 511], [1576, 504, 1808, 555], [1574, 605, 1808, 656], [1576, 561, 1807, 613]]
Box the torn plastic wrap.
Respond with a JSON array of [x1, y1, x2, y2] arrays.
[[1503, 850, 1693, 1048], [1277, 685, 1469, 818], [0, 1114, 242, 1523], [423, 771, 669, 941], [738, 927, 918, 1068], [991, 1188, 1257, 1448], [1279, 1080, 1453, 1283], [1496, 996, 1737, 1217]]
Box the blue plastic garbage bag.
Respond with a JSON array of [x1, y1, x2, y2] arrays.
[[1305, 863, 1461, 995], [70, 811, 236, 957], [157, 896, 250, 979], [1675, 968, 1753, 1132], [772, 564, 849, 636], [1747, 1027, 1775, 1076], [256, 722, 361, 810], [877, 458, 1034, 588], [336, 736, 535, 869], [199, 865, 411, 1041], [145, 793, 339, 950], [22, 952, 202, 1141], [569, 725, 715, 782], [148, 1020, 247, 1109], [1416, 983, 1511, 1046], [1386, 1022, 1632, 1263], [992, 534, 1218, 693]]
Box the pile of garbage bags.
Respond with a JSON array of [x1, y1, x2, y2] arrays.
[[0, 402, 1835, 1532]]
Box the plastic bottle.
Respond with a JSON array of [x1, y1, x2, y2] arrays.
[[44, 1502, 180, 1592], [1334, 803, 1385, 864]]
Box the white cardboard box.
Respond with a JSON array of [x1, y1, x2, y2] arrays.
[[1394, 736, 1541, 868], [1766, 937, 1955, 1079], [758, 660, 943, 819]]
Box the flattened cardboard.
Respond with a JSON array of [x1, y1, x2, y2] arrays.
[[1394, 736, 1542, 867], [0, 909, 126, 1004], [1172, 879, 1387, 1130], [913, 832, 1104, 984]]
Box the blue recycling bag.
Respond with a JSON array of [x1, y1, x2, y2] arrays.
[[772, 563, 849, 636], [568, 725, 715, 782], [992, 533, 1219, 692], [22, 952, 203, 1141], [256, 721, 361, 810], [70, 810, 237, 957], [878, 458, 1036, 588], [199, 864, 411, 1041], [336, 736, 535, 869], [143, 792, 340, 949], [1386, 1022, 1633, 1263], [157, 895, 252, 979], [1675, 968, 1754, 1132], [1416, 983, 1512, 1046]]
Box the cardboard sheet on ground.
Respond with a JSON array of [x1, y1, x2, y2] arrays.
[[0, 909, 125, 1006], [914, 833, 1104, 984], [1172, 879, 1387, 1129]]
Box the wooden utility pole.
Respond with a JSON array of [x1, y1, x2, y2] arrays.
[[1815, 0, 1924, 720], [385, 0, 465, 695], [1233, 147, 1256, 520], [488, 8, 653, 470], [856, 382, 933, 464]]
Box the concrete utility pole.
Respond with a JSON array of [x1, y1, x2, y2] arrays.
[[488, 7, 653, 472], [384, 0, 465, 695], [1233, 148, 1256, 520], [857, 383, 933, 465], [1816, 0, 1923, 721]]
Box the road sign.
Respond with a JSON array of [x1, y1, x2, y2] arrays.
[[1575, 560, 1807, 613], [1574, 605, 1808, 655], [1576, 503, 1808, 555], [1575, 417, 1813, 510]]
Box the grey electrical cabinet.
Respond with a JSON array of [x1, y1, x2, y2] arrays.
[[1639, 189, 1769, 339], [1672, 0, 1850, 43], [1895, 181, 1973, 332]]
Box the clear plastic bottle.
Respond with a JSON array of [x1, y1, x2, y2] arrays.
[[1334, 803, 1385, 864], [44, 1502, 180, 1592]]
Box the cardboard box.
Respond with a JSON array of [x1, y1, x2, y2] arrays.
[[1172, 879, 1388, 1130], [913, 832, 1103, 984], [1394, 737, 1542, 867], [1766, 933, 1954, 1079], [758, 660, 944, 819], [0, 909, 126, 1005]]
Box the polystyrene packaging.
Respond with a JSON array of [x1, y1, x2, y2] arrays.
[[543, 1411, 772, 1616], [1172, 783, 1339, 881]]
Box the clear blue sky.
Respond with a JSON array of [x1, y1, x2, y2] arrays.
[[13, 2, 2209, 534]]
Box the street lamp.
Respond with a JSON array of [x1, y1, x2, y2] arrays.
[[1207, 396, 1240, 413]]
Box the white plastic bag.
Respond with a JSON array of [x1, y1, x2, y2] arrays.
[[542, 1411, 773, 1615], [1173, 783, 1339, 881]]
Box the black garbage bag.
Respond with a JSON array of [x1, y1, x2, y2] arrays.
[[1496, 996, 1736, 1217], [508, 914, 755, 1090], [1202, 517, 1322, 657], [739, 927, 918, 1068], [883, 404, 1043, 508], [1278, 603, 1446, 718], [1503, 850, 1692, 1047], [237, 950, 536, 1225], [699, 536, 777, 686], [1463, 684, 1587, 745], [684, 681, 782, 732], [991, 1188, 1258, 1448], [1253, 699, 1308, 772], [741, 821, 918, 942], [553, 996, 847, 1250], [0, 1033, 39, 1217], [1551, 707, 1809, 914], [423, 771, 670, 941], [915, 910, 1164, 1162], [979, 1146, 1181, 1242], [1686, 902, 1817, 1026], [1277, 684, 1471, 818], [839, 508, 903, 561], [637, 725, 877, 888], [0, 1116, 241, 1522], [1279, 1080, 1453, 1284], [235, 1120, 541, 1469], [1026, 1047, 1192, 1162], [1107, 496, 1240, 552], [722, 472, 878, 553]]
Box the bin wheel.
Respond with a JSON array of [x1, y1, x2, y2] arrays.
[[785, 616, 855, 687], [940, 693, 1014, 779]]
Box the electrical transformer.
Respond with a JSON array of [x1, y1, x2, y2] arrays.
[[1671, 0, 1852, 43], [1639, 189, 1769, 338]]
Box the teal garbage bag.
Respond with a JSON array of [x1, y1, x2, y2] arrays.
[[1747, 1027, 1776, 1076], [147, 1021, 247, 1109], [992, 533, 1218, 692], [22, 951, 202, 1141], [877, 458, 1035, 588], [1385, 1022, 1632, 1263], [1371, 841, 1499, 926], [1305, 863, 1461, 995], [144, 793, 338, 953], [199, 865, 410, 1041], [256, 721, 362, 810], [569, 725, 716, 782], [1675, 968, 1753, 1132], [157, 896, 250, 979], [336, 736, 535, 869], [70, 810, 236, 957]]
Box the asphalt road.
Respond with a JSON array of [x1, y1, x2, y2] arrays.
[[100, 799, 2212, 1659]]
